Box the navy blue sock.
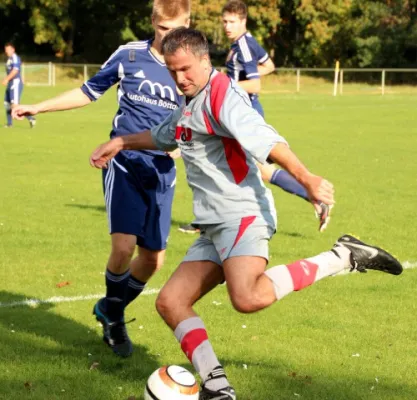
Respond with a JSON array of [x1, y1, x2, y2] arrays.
[[103, 269, 130, 322], [6, 109, 12, 126], [270, 169, 309, 201], [125, 275, 146, 307], [26, 115, 35, 122]]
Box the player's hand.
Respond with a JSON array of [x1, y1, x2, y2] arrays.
[[12, 105, 39, 120], [89, 138, 123, 169], [1, 78, 8, 86], [167, 148, 182, 159], [304, 174, 335, 206]]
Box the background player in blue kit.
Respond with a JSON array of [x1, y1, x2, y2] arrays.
[[3, 43, 35, 128], [223, 0, 331, 232], [13, 0, 190, 357]]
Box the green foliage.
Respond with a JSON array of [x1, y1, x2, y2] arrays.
[[0, 0, 416, 67]]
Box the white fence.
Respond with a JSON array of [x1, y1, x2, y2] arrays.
[[3, 63, 417, 95]]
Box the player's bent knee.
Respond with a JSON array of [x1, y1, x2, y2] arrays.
[[230, 294, 265, 314], [155, 291, 172, 318]]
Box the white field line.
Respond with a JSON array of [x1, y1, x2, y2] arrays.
[[403, 260, 417, 269], [0, 288, 160, 309], [0, 261, 416, 309]]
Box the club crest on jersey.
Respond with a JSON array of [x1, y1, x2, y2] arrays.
[[175, 126, 194, 149]]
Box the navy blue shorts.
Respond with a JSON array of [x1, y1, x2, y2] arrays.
[[251, 98, 264, 117], [4, 79, 23, 106], [102, 151, 176, 251]]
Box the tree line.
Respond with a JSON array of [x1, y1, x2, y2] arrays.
[[1, 0, 416, 68]]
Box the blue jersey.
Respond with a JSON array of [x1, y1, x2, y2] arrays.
[[225, 32, 269, 103], [5, 53, 22, 82], [81, 40, 183, 158]]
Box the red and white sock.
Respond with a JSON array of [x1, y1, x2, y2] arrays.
[[265, 245, 351, 300], [174, 317, 229, 391]]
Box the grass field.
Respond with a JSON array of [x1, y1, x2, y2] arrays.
[[1, 85, 416, 400]]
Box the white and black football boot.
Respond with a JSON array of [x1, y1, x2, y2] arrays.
[[336, 235, 403, 275], [200, 366, 236, 400]]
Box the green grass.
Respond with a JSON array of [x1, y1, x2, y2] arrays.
[[0, 85, 416, 400]]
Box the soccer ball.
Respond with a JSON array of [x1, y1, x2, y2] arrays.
[[144, 365, 199, 400]]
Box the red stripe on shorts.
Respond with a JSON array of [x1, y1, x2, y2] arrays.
[[231, 216, 257, 250]]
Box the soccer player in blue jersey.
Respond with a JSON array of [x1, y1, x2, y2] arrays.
[[3, 43, 35, 128], [12, 0, 190, 357], [222, 0, 331, 232]]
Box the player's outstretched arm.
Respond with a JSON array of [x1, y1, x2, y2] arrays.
[[12, 88, 92, 120], [268, 142, 335, 206], [90, 130, 158, 169]]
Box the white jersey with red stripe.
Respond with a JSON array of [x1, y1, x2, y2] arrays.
[[151, 69, 287, 227]]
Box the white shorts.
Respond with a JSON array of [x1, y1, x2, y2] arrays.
[[182, 216, 275, 266]]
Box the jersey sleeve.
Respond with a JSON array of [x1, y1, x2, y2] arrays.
[[255, 42, 270, 64], [11, 55, 21, 71], [80, 47, 124, 101], [215, 78, 287, 164], [236, 37, 260, 80], [150, 108, 181, 151]]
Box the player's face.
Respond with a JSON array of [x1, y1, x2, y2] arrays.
[[222, 12, 246, 41], [152, 15, 191, 48], [165, 48, 211, 98], [4, 45, 15, 57]]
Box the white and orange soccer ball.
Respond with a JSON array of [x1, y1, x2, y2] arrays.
[[144, 365, 200, 400]]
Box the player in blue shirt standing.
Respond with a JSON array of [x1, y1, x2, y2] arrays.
[[12, 0, 190, 357], [223, 0, 331, 232], [3, 43, 35, 128]]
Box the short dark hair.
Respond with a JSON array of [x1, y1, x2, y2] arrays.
[[222, 0, 247, 19], [4, 42, 15, 49], [161, 27, 209, 58]]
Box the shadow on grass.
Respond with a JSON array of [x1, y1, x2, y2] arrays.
[[0, 291, 159, 399], [65, 203, 106, 213], [278, 230, 305, 238]]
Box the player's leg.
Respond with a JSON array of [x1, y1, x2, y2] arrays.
[[93, 155, 144, 357], [125, 247, 165, 306], [219, 218, 402, 313], [155, 236, 235, 398], [124, 154, 176, 307], [4, 89, 12, 127]]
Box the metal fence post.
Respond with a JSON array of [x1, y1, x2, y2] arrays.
[[381, 70, 385, 95], [48, 62, 52, 86], [296, 69, 300, 93], [52, 63, 56, 86]]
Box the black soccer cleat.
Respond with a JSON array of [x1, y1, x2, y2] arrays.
[[200, 366, 236, 400], [29, 118, 36, 128], [336, 235, 403, 275], [93, 298, 134, 357]]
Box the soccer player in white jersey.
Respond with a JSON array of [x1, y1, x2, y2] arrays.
[[12, 0, 190, 358], [222, 0, 332, 232], [3, 43, 35, 128], [90, 28, 402, 399]]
